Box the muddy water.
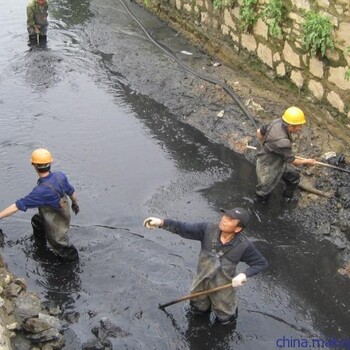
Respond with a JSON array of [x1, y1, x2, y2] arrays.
[[1, 0, 349, 349]]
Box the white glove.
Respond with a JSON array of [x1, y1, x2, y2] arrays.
[[231, 273, 247, 288], [143, 217, 163, 229]]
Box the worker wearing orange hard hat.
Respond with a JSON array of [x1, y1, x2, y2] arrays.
[[0, 148, 80, 261]]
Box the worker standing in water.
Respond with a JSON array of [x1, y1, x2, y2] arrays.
[[255, 106, 317, 203], [144, 208, 268, 325], [27, 0, 49, 46], [0, 148, 80, 261]]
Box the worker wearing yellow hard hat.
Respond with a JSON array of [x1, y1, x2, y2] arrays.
[[281, 106, 307, 125], [255, 107, 316, 203]]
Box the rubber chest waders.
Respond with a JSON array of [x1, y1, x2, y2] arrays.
[[190, 231, 247, 321], [32, 175, 78, 261]]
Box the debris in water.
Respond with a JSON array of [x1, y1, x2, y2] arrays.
[[92, 317, 131, 339], [337, 262, 350, 278], [217, 110, 225, 118], [180, 50, 193, 55], [323, 151, 337, 160]]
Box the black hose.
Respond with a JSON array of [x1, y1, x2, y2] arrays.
[[118, 0, 259, 129]]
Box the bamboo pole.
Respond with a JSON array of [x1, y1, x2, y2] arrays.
[[246, 145, 334, 198], [159, 283, 232, 309], [246, 145, 350, 174]]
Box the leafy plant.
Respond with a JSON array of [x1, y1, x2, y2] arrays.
[[239, 0, 258, 32], [345, 47, 350, 81], [213, 0, 235, 11], [346, 70, 350, 81], [262, 0, 283, 38], [301, 11, 335, 58]]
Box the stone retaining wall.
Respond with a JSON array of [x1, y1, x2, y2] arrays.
[[0, 255, 65, 349], [139, 0, 350, 119]]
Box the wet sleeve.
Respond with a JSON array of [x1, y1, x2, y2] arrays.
[[162, 219, 207, 241], [283, 154, 295, 163], [27, 4, 35, 27], [268, 138, 295, 163], [240, 243, 268, 277], [15, 186, 47, 211], [59, 172, 75, 196], [278, 145, 295, 163], [44, 3, 49, 16], [260, 124, 268, 135]]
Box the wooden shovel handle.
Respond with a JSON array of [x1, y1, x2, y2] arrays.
[[159, 283, 232, 309]]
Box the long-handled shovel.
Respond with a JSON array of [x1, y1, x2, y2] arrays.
[[295, 156, 350, 174], [159, 283, 232, 309], [246, 145, 350, 174]]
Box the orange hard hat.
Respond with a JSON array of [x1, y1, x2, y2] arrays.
[[31, 148, 53, 164]]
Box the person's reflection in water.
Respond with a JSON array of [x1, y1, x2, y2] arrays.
[[29, 234, 82, 310], [185, 306, 240, 350]]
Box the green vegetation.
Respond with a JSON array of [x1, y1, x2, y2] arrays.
[[345, 47, 350, 81], [239, 0, 258, 32], [301, 11, 335, 58], [262, 0, 283, 38], [346, 69, 350, 81], [213, 0, 235, 11]]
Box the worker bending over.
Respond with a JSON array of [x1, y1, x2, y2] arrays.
[[255, 106, 316, 203]]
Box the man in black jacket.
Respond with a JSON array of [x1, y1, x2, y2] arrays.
[[144, 208, 268, 325]]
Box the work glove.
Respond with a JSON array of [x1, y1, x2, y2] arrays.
[[71, 201, 80, 215], [231, 273, 247, 288], [143, 217, 163, 229]]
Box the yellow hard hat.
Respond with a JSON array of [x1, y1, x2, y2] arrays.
[[282, 106, 306, 125], [31, 148, 53, 164]]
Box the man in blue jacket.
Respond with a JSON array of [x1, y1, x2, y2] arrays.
[[144, 208, 268, 325], [0, 148, 80, 261]]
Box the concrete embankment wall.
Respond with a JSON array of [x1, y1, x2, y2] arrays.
[[137, 0, 350, 120]]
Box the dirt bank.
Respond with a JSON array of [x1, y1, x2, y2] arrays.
[[137, 1, 350, 155]]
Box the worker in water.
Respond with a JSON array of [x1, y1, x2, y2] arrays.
[[0, 148, 80, 261], [143, 208, 268, 325], [27, 0, 49, 46], [255, 106, 317, 203]]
